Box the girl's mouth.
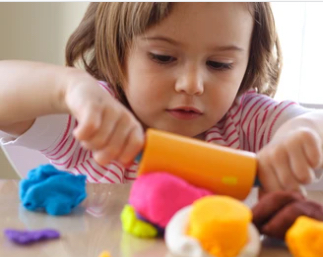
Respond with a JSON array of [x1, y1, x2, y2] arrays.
[[167, 107, 203, 120]]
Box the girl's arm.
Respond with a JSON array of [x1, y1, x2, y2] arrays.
[[0, 60, 83, 136], [0, 60, 144, 167]]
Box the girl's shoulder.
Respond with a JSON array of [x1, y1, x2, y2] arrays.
[[235, 89, 273, 107], [229, 89, 291, 116], [222, 89, 271, 121], [205, 89, 299, 135]]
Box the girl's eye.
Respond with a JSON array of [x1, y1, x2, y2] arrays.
[[149, 53, 176, 64], [206, 61, 233, 71]]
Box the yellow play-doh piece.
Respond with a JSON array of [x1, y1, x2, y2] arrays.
[[286, 216, 323, 257], [187, 195, 252, 257], [120, 204, 158, 238], [98, 250, 112, 257]]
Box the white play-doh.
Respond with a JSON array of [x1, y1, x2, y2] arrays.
[[165, 206, 212, 257], [165, 205, 261, 257]]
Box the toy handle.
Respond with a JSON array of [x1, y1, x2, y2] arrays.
[[253, 177, 261, 187], [135, 151, 143, 163]]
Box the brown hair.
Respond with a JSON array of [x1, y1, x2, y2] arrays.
[[66, 2, 281, 103]]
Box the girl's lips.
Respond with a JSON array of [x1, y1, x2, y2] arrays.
[[167, 107, 203, 120]]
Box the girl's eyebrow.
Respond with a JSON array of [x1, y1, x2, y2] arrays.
[[140, 36, 183, 46], [212, 45, 245, 52], [140, 36, 244, 52]]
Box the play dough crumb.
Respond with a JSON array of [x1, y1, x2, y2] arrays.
[[286, 216, 323, 257], [187, 196, 251, 257], [98, 250, 112, 257]]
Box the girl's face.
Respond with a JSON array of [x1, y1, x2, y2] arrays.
[[124, 3, 253, 138]]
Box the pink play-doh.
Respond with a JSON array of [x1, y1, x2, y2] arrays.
[[129, 172, 212, 228]]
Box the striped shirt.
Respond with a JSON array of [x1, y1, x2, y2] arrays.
[[1, 82, 310, 183]]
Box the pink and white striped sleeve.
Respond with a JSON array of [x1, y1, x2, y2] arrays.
[[239, 92, 311, 152]]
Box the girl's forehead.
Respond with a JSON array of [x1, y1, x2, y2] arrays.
[[142, 3, 254, 51]]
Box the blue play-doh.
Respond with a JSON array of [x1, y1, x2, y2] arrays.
[[19, 164, 87, 216]]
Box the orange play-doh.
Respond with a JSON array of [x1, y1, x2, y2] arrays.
[[286, 216, 323, 257], [186, 195, 252, 257], [137, 129, 257, 200]]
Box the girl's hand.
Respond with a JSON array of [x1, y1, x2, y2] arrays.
[[62, 69, 144, 167], [256, 127, 323, 193]]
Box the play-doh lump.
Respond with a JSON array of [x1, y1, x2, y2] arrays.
[[286, 216, 323, 257], [165, 195, 260, 257]]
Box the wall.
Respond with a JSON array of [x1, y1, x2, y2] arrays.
[[0, 2, 89, 178]]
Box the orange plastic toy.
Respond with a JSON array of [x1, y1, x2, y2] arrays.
[[137, 129, 257, 200]]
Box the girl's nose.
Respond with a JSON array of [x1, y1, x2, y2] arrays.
[[175, 66, 204, 96]]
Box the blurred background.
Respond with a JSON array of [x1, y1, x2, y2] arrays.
[[0, 3, 323, 189]]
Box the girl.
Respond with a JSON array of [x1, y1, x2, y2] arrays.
[[0, 3, 322, 194]]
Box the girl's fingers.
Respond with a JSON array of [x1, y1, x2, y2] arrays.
[[73, 104, 103, 141], [257, 152, 283, 193], [116, 125, 144, 166], [80, 108, 118, 150], [92, 114, 141, 166], [105, 115, 139, 162], [289, 140, 315, 184], [272, 147, 301, 191], [299, 129, 323, 169]]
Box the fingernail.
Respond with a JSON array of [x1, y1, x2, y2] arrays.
[[314, 169, 323, 181]]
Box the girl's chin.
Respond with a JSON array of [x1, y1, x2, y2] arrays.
[[140, 114, 211, 138], [156, 129, 205, 139], [145, 123, 208, 139]]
